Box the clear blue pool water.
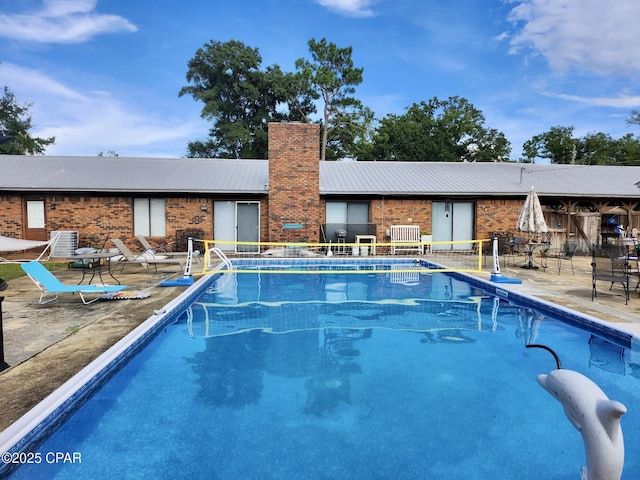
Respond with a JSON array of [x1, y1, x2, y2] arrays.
[[5, 262, 640, 479]]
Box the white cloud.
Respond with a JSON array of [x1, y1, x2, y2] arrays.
[[538, 90, 640, 109], [506, 0, 640, 75], [0, 63, 85, 102], [42, 0, 95, 16], [0, 63, 207, 157], [0, 0, 137, 44], [315, 0, 376, 17]]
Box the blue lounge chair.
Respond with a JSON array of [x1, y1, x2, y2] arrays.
[[21, 261, 127, 304]]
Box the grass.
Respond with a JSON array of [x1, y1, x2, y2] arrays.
[[0, 262, 67, 281]]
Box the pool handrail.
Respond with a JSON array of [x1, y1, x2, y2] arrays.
[[207, 247, 232, 270]]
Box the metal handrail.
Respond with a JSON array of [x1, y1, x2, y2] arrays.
[[208, 247, 232, 270]]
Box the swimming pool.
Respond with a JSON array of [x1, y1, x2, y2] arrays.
[[2, 258, 640, 479]]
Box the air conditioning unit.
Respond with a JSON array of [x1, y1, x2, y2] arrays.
[[50, 230, 78, 258]]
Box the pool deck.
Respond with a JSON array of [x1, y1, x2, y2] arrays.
[[1, 254, 640, 433]]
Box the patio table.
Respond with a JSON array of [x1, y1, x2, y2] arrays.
[[520, 242, 549, 270], [66, 252, 122, 285]]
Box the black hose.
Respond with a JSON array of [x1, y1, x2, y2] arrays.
[[526, 343, 563, 369]]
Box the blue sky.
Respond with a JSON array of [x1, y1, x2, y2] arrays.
[[1, 0, 639, 160]]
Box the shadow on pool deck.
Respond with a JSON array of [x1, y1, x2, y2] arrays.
[[1, 253, 640, 433]]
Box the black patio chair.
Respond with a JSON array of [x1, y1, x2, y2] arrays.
[[506, 235, 528, 266], [591, 245, 630, 305], [628, 254, 640, 292], [547, 241, 578, 275]]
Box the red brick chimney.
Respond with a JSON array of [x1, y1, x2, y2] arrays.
[[268, 122, 320, 243]]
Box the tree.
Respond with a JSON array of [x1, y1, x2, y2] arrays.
[[523, 127, 640, 165], [611, 133, 640, 165], [97, 150, 119, 157], [295, 38, 364, 161], [522, 126, 576, 164], [579, 131, 616, 165], [327, 106, 376, 160], [0, 85, 55, 155], [180, 40, 316, 159], [179, 40, 275, 158], [628, 109, 640, 128], [179, 39, 269, 158], [366, 97, 511, 162]]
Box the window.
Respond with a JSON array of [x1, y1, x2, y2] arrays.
[[134, 198, 166, 236], [324, 202, 371, 242], [26, 200, 45, 228], [325, 202, 369, 224]]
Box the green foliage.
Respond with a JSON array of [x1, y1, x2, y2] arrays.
[[628, 109, 640, 128], [179, 40, 269, 158], [523, 126, 575, 164], [326, 106, 376, 160], [295, 38, 364, 161], [366, 96, 511, 162], [522, 126, 640, 165], [612, 133, 640, 165], [179, 40, 315, 159], [0, 85, 55, 155], [97, 150, 119, 157], [180, 38, 640, 165], [181, 39, 519, 162]]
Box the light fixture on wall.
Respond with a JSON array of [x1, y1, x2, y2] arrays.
[[200, 204, 208, 212]]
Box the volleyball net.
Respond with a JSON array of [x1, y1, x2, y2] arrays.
[[195, 239, 486, 275]]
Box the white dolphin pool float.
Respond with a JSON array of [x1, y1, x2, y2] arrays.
[[531, 345, 627, 480]]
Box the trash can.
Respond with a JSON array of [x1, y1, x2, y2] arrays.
[[352, 246, 359, 256], [360, 246, 369, 256]]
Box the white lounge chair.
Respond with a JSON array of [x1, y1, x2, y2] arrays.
[[110, 238, 185, 273], [135, 235, 200, 263]]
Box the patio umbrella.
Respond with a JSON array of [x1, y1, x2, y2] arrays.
[[516, 186, 548, 239]]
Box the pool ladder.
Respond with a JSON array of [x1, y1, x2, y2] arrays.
[[207, 247, 232, 270]]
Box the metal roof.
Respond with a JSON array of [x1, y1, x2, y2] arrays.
[[1, 155, 639, 198], [0, 156, 268, 194], [320, 162, 640, 197]]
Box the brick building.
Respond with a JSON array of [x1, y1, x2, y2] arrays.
[[2, 121, 640, 255]]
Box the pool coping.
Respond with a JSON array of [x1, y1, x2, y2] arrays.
[[0, 257, 637, 475]]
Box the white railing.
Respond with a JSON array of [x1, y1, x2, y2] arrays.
[[207, 247, 232, 270]]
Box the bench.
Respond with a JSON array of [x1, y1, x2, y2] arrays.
[[390, 225, 421, 255]]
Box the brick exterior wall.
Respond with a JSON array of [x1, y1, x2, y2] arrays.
[[48, 195, 132, 244], [474, 198, 523, 241], [164, 197, 213, 245], [267, 122, 321, 243], [0, 190, 527, 254], [370, 198, 432, 241], [0, 194, 215, 252], [0, 195, 23, 238]]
